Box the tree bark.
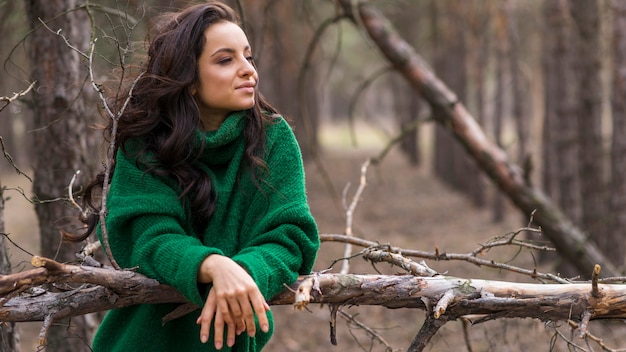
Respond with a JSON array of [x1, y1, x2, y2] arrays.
[[466, 1, 491, 208], [553, 0, 582, 229], [334, 0, 618, 277], [570, 0, 607, 256], [4, 261, 626, 328], [541, 0, 559, 203], [506, 0, 530, 178], [25, 1, 100, 350], [0, 180, 20, 352], [610, 0, 626, 265], [493, 6, 508, 223]]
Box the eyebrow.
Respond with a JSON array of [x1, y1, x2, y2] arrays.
[[210, 46, 251, 57]]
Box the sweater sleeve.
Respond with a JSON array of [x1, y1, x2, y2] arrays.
[[101, 148, 222, 306], [231, 118, 320, 300]]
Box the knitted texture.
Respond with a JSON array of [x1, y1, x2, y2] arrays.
[[92, 112, 319, 351]]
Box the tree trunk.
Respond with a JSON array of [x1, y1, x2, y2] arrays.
[[392, 4, 422, 166], [554, 0, 582, 228], [466, 1, 491, 208], [431, 0, 468, 193], [571, 0, 608, 259], [507, 0, 530, 177], [492, 7, 508, 223], [0, 180, 20, 352], [335, 0, 618, 277], [609, 0, 626, 266], [541, 0, 560, 203], [248, 0, 319, 159], [25, 1, 99, 350]]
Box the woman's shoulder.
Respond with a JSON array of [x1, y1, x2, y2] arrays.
[[264, 113, 295, 138]]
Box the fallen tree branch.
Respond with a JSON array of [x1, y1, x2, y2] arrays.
[[4, 257, 626, 325]]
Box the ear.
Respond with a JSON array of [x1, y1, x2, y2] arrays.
[[189, 84, 197, 96]]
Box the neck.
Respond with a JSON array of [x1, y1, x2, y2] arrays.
[[200, 114, 227, 131]]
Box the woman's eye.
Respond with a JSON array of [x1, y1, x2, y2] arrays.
[[246, 56, 254, 63], [217, 57, 232, 64]]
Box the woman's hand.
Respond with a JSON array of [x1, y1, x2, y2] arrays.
[[196, 254, 270, 349]]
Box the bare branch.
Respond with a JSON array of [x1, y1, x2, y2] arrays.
[[0, 137, 32, 182], [319, 233, 570, 283], [339, 309, 395, 352], [0, 81, 36, 113], [362, 249, 438, 277], [407, 315, 447, 352], [340, 160, 370, 274]]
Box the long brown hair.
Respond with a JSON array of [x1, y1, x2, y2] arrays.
[[74, 2, 277, 240]]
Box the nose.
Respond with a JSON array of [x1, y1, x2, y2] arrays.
[[239, 57, 256, 77]]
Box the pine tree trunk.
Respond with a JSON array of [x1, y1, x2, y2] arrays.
[[554, 0, 582, 228], [609, 0, 626, 266], [507, 0, 529, 178], [252, 0, 319, 159], [570, 0, 608, 257], [492, 7, 507, 223], [541, 0, 560, 203], [466, 2, 491, 208], [432, 0, 468, 192], [25, 0, 99, 350]]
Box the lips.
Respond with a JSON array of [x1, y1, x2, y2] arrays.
[[236, 81, 256, 90]]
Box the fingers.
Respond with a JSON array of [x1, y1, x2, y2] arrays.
[[248, 295, 270, 335], [196, 291, 216, 344], [197, 294, 271, 350], [218, 298, 237, 348], [196, 256, 272, 348]]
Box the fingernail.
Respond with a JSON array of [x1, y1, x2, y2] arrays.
[[215, 341, 222, 350], [201, 334, 208, 343], [227, 338, 234, 347], [262, 324, 269, 332]]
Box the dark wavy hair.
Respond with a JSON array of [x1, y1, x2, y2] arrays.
[[71, 1, 278, 241]]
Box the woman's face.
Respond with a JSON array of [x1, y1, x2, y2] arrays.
[[193, 21, 258, 131]]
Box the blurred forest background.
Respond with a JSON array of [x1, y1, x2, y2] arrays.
[[1, 0, 626, 351]]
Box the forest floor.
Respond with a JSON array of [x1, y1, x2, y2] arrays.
[[4, 122, 626, 351]]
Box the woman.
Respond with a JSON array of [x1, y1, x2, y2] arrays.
[[75, 2, 319, 351]]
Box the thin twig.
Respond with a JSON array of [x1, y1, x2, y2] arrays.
[[577, 310, 593, 340], [0, 81, 36, 113], [340, 160, 370, 274], [567, 320, 626, 352], [0, 137, 32, 181], [339, 309, 395, 352], [0, 232, 35, 257]]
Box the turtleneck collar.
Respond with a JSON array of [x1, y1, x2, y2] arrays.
[[195, 110, 247, 165]]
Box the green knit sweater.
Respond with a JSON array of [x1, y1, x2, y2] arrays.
[[92, 112, 319, 351]]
